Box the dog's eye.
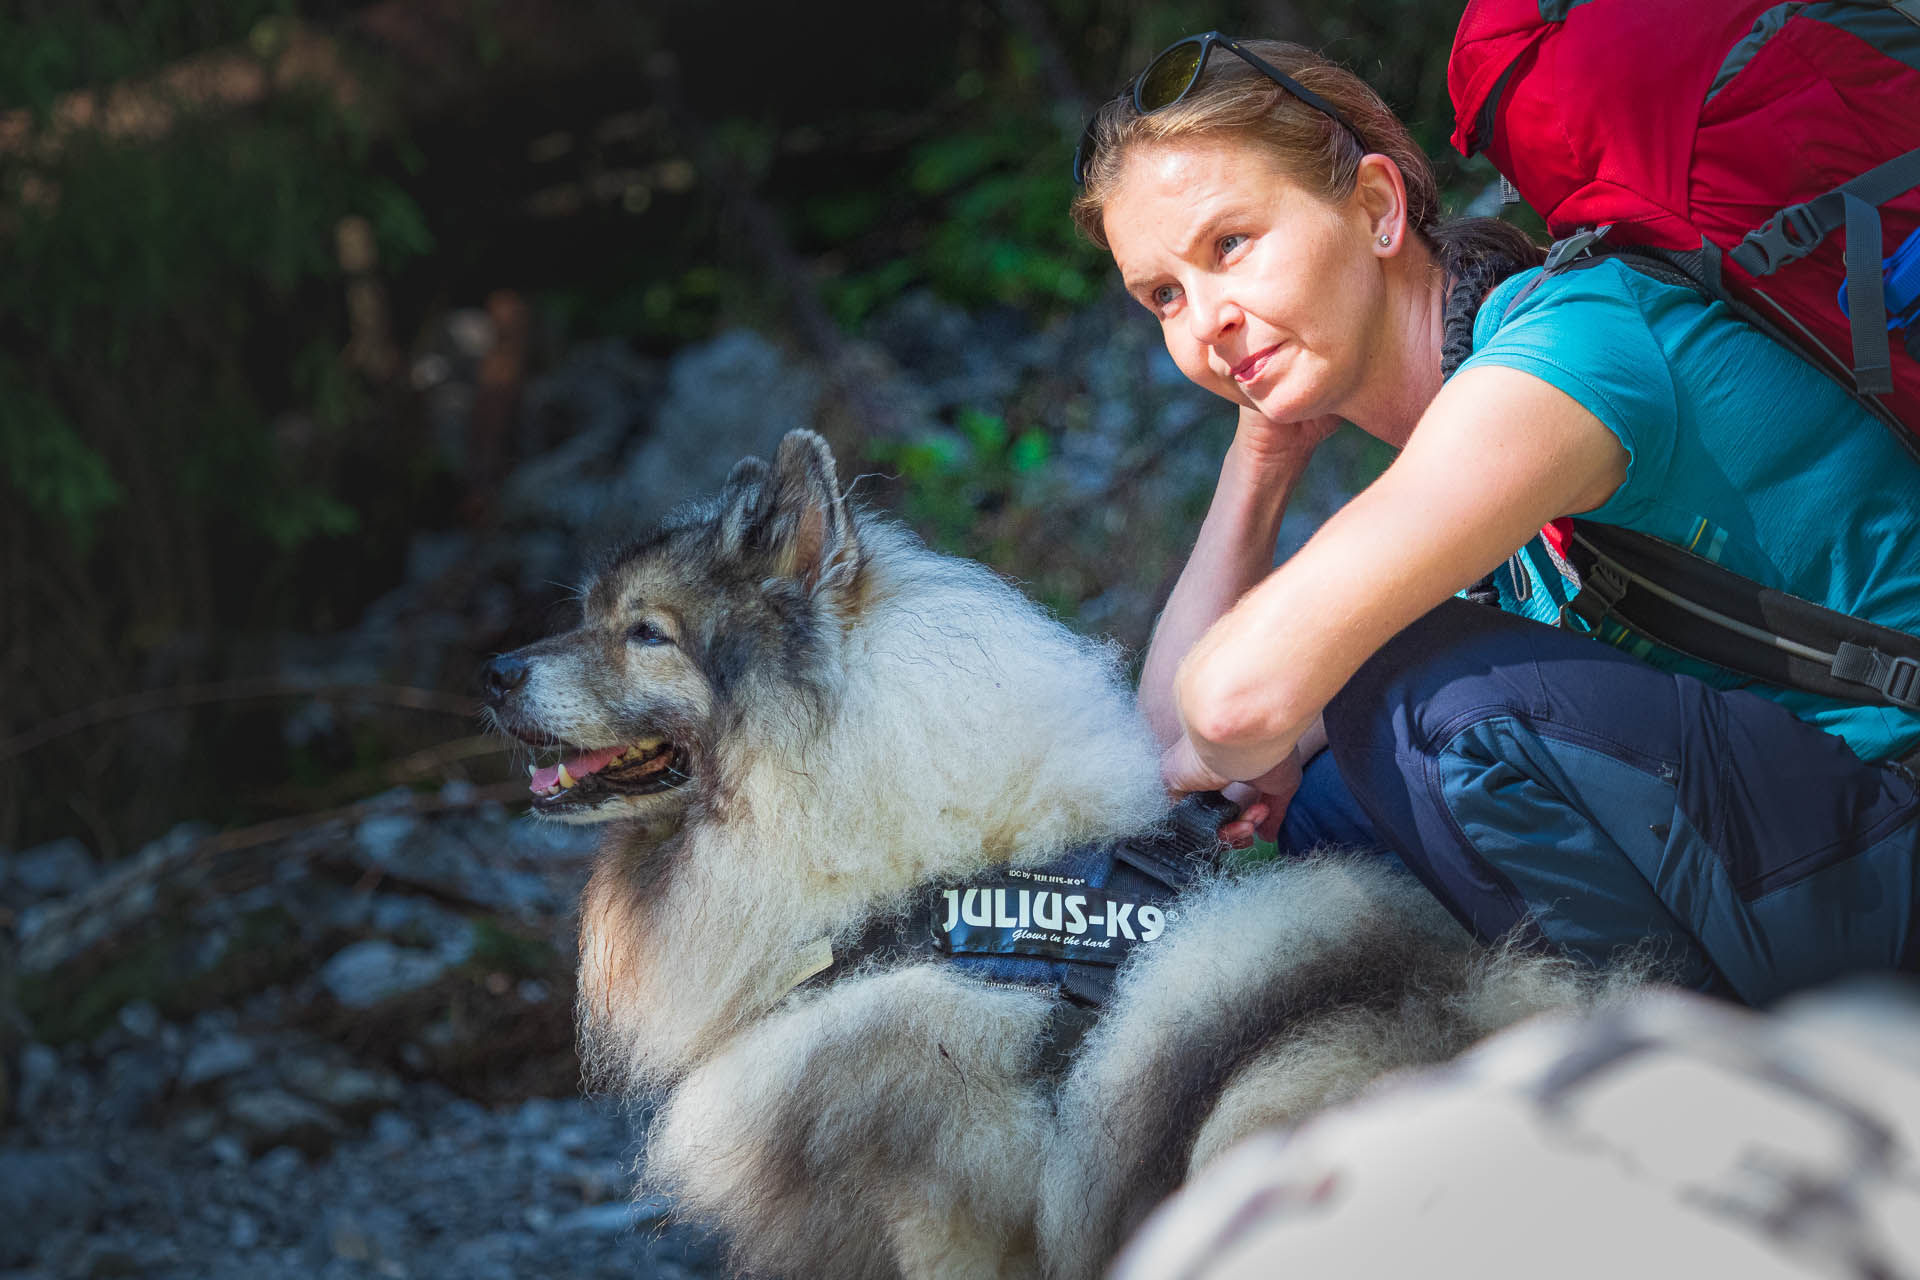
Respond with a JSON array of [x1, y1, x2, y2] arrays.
[[628, 621, 672, 647]]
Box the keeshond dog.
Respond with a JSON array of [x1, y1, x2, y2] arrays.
[[483, 429, 1630, 1280]]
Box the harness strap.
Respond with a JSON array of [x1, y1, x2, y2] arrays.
[[788, 791, 1241, 1079]]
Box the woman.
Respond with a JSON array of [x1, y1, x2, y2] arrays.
[[1072, 34, 1920, 1004]]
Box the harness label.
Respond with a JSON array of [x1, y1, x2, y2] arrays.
[[934, 866, 1167, 966]]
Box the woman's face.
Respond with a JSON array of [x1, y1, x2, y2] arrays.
[[1102, 135, 1393, 425]]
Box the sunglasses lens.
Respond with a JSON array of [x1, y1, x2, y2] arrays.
[[1138, 42, 1204, 112]]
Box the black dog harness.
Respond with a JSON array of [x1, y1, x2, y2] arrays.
[[796, 792, 1240, 1075]]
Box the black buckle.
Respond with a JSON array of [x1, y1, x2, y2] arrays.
[[1886, 655, 1920, 710], [1733, 204, 1826, 276], [1542, 225, 1613, 273], [1560, 560, 1628, 634]]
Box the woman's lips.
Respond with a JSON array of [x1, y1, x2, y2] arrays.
[[1231, 345, 1282, 383]]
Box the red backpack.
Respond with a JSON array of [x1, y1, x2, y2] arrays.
[[1448, 0, 1920, 459]]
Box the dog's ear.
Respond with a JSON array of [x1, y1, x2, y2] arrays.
[[717, 455, 772, 555], [766, 429, 858, 593]]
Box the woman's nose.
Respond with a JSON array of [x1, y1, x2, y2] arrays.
[[1186, 287, 1240, 345]]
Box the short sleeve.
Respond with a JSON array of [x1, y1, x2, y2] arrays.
[[1458, 261, 1680, 525]]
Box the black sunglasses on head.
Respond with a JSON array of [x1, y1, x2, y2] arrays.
[[1073, 32, 1364, 188]]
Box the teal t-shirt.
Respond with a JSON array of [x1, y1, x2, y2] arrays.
[[1458, 259, 1920, 763]]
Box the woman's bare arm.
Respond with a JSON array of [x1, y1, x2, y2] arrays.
[[1138, 406, 1343, 747], [1164, 365, 1630, 792]]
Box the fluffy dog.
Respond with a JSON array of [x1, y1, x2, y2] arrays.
[[483, 429, 1630, 1280]]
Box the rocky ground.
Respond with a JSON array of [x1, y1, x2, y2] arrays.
[[1, 806, 728, 1280]]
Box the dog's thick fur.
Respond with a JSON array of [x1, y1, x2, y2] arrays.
[[487, 430, 1633, 1280]]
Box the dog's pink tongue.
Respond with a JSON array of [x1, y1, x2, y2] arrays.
[[529, 745, 625, 793]]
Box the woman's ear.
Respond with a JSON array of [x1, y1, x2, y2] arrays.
[[1353, 153, 1410, 255]]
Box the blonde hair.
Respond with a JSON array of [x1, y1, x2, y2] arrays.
[[1070, 38, 1538, 279]]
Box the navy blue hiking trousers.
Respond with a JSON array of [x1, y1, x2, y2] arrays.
[[1278, 599, 1920, 1006]]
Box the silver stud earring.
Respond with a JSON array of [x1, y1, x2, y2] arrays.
[[1378, 234, 1393, 247]]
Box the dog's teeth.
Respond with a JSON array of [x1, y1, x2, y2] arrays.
[[527, 763, 537, 778], [557, 763, 576, 789], [633, 738, 663, 752]]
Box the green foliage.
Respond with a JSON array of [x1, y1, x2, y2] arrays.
[[817, 111, 1107, 327], [0, 367, 122, 550], [876, 408, 1051, 559], [1, 91, 427, 552], [18, 906, 303, 1044], [0, 0, 294, 115], [467, 920, 557, 979]]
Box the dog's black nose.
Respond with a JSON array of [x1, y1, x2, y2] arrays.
[[481, 653, 531, 705]]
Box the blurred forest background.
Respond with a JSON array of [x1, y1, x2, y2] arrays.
[[0, 2, 1519, 1274]]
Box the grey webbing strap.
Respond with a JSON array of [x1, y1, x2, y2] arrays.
[[1844, 192, 1896, 394], [1832, 642, 1920, 711], [1891, 0, 1920, 26], [1729, 147, 1920, 278]]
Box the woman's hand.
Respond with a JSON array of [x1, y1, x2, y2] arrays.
[[1230, 403, 1345, 478], [1160, 736, 1303, 849]]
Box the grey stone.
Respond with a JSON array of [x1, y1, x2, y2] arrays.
[[369, 1109, 418, 1148], [437, 777, 478, 806], [354, 813, 419, 864], [229, 1210, 261, 1250], [278, 1054, 402, 1119], [562, 1158, 629, 1206], [6, 838, 96, 900], [319, 940, 453, 1009], [510, 1095, 559, 1137], [531, 1143, 574, 1174], [226, 1089, 341, 1156], [97, 1047, 172, 1126], [70, 1239, 142, 1278], [0, 1148, 106, 1266], [190, 1007, 239, 1037], [440, 1097, 490, 1131], [365, 896, 475, 957], [615, 330, 823, 531], [175, 1108, 218, 1142], [14, 1042, 61, 1117], [549, 1195, 669, 1237], [179, 1032, 258, 1089], [114, 999, 161, 1040], [504, 817, 600, 863], [209, 1133, 248, 1167], [326, 1206, 413, 1268], [404, 530, 474, 587], [253, 1144, 308, 1182]]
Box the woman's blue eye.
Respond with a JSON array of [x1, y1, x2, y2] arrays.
[[1151, 283, 1181, 309], [1219, 233, 1248, 257], [629, 622, 671, 646]]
